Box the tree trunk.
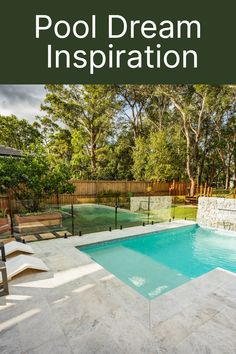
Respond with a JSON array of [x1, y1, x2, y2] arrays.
[[197, 165, 202, 190], [233, 159, 236, 188], [56, 193, 59, 209], [190, 178, 196, 197], [225, 165, 231, 190], [233, 136, 236, 188], [185, 132, 196, 196], [90, 132, 97, 175]]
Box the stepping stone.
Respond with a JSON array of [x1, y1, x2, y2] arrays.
[[56, 231, 72, 237], [39, 233, 56, 239], [21, 235, 38, 242]]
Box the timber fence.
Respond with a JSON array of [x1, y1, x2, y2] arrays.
[[71, 180, 187, 197]]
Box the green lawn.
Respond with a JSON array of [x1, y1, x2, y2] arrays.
[[146, 205, 197, 222], [171, 205, 197, 220]]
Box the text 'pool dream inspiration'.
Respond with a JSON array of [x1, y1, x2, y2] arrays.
[[36, 15, 202, 74]]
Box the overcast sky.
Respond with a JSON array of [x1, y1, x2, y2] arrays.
[[0, 85, 46, 123]]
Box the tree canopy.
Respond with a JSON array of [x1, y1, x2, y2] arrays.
[[0, 84, 235, 198], [0, 115, 41, 150], [0, 145, 75, 212]]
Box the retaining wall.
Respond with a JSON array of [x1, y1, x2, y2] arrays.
[[130, 196, 172, 220], [197, 197, 236, 231]]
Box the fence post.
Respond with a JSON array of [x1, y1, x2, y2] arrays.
[[0, 261, 9, 296], [115, 204, 118, 229], [172, 196, 176, 220], [71, 203, 74, 236], [0, 242, 6, 262], [147, 193, 151, 224], [7, 191, 14, 237], [203, 182, 207, 197], [200, 185, 202, 197], [146, 186, 152, 224], [114, 195, 120, 229]]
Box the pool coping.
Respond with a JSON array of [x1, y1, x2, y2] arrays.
[[75, 219, 197, 248], [78, 222, 198, 250]]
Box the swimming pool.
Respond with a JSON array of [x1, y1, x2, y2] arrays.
[[80, 225, 236, 299]]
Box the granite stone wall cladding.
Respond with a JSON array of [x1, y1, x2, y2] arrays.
[[130, 196, 172, 220], [197, 197, 236, 231]]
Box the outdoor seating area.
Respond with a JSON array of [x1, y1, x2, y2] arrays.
[[0, 240, 48, 297]]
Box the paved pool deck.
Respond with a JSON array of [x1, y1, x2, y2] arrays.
[[1, 220, 236, 353]]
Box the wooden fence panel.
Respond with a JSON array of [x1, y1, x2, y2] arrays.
[[1, 180, 189, 209], [71, 180, 187, 196], [0, 196, 9, 211]]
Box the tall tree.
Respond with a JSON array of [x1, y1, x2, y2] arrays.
[[214, 108, 236, 189], [41, 84, 118, 178], [132, 127, 186, 181], [116, 85, 154, 139], [156, 85, 235, 195]]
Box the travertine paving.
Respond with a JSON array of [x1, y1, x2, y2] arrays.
[[0, 221, 236, 353]]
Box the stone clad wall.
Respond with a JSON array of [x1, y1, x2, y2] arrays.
[[197, 197, 236, 231]]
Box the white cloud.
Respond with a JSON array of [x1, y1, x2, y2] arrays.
[[0, 85, 46, 123]]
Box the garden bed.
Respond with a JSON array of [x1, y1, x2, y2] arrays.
[[14, 212, 62, 234]]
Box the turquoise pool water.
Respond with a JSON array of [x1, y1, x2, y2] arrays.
[[80, 225, 236, 299]]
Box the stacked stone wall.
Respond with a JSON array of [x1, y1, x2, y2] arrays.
[[197, 197, 236, 231]]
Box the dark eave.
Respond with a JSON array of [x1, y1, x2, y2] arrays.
[[0, 145, 23, 158]]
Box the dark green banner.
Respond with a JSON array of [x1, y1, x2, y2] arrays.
[[0, 0, 235, 83]]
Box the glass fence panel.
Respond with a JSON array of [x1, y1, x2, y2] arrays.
[[114, 195, 143, 229], [0, 193, 198, 241], [61, 202, 118, 235], [171, 196, 197, 221], [0, 215, 11, 239], [0, 196, 12, 239], [129, 195, 172, 225], [11, 200, 68, 241]]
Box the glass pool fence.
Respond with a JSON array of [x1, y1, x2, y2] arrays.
[[0, 194, 198, 241]]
